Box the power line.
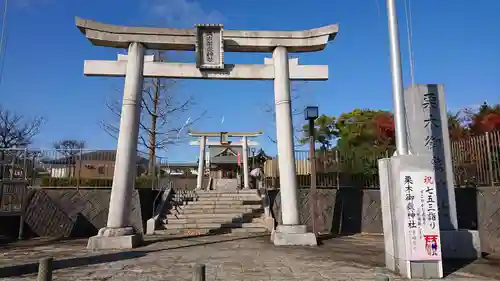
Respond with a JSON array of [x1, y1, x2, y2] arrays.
[[0, 0, 8, 88], [403, 0, 416, 85], [0, 33, 8, 87], [374, 0, 382, 18]]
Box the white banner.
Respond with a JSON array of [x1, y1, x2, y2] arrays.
[[400, 171, 442, 261]]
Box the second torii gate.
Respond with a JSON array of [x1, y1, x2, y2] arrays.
[[189, 131, 262, 190]]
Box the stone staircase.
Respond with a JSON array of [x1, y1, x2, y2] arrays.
[[157, 189, 270, 235]]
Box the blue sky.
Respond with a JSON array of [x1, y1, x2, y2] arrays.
[[1, 0, 499, 162]]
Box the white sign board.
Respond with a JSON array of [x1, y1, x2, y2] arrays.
[[400, 171, 442, 261], [196, 24, 224, 70]]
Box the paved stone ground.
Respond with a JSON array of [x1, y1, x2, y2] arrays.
[[0, 233, 499, 281]]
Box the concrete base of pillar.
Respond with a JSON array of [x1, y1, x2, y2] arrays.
[[87, 227, 142, 250], [440, 229, 481, 259], [410, 261, 443, 279], [385, 255, 443, 279], [271, 225, 317, 246]]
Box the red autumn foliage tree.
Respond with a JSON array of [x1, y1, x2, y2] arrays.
[[373, 112, 395, 146], [466, 102, 500, 134]]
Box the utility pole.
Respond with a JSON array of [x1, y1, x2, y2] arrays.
[[0, 0, 9, 88], [0, 0, 8, 60], [386, 0, 409, 156]]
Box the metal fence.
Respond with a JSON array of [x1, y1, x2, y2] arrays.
[[451, 130, 500, 187], [263, 149, 389, 189], [0, 148, 174, 188], [264, 130, 500, 188], [1, 130, 499, 189]]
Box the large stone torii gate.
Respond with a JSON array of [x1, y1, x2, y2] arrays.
[[76, 17, 338, 249]]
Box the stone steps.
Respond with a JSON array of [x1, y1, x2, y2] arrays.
[[163, 222, 265, 230], [166, 213, 244, 219], [165, 217, 239, 224], [196, 190, 259, 196], [156, 189, 268, 235], [186, 200, 259, 205], [165, 212, 264, 224], [185, 203, 262, 208], [154, 228, 226, 235], [231, 227, 268, 233], [179, 207, 261, 214], [196, 197, 261, 202], [156, 226, 268, 236]]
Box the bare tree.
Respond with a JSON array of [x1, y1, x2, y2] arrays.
[[0, 106, 44, 178], [53, 139, 86, 158], [101, 51, 206, 175], [0, 105, 44, 150]]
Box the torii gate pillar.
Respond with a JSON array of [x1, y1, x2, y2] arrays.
[[87, 42, 145, 250]]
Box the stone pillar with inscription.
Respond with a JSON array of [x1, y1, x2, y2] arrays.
[[404, 84, 458, 230], [378, 84, 482, 278], [404, 84, 481, 258]]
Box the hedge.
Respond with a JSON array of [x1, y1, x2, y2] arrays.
[[40, 176, 157, 187]]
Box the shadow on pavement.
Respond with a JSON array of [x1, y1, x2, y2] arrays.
[[144, 233, 269, 251], [0, 236, 83, 251], [142, 228, 231, 246], [318, 234, 500, 280], [443, 253, 500, 280], [0, 233, 269, 278], [0, 251, 148, 278]]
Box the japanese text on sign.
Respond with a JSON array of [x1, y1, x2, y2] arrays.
[[400, 171, 442, 261], [196, 24, 224, 70]]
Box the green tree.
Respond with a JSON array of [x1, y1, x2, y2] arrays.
[[336, 109, 395, 150], [299, 114, 337, 150], [334, 109, 395, 176]]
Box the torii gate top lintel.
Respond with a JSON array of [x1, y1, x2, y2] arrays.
[[75, 17, 339, 53], [188, 131, 263, 138], [189, 131, 262, 145]]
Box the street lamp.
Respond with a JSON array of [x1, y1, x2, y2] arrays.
[[304, 106, 319, 235], [304, 106, 319, 120], [251, 147, 256, 169]]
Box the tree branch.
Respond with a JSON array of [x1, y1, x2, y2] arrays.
[[102, 52, 207, 158], [0, 105, 45, 149]]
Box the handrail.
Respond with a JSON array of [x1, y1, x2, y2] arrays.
[[152, 185, 173, 220], [152, 176, 177, 218], [205, 177, 213, 191]]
